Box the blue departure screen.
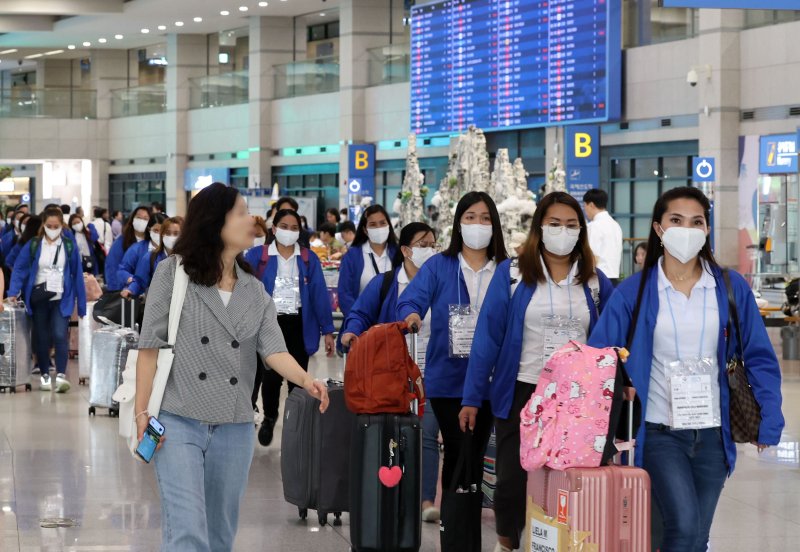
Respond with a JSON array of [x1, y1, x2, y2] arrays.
[[410, 0, 622, 136]]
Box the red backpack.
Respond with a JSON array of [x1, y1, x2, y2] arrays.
[[344, 321, 425, 415]]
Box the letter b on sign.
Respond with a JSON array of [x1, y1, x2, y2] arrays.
[[566, 126, 599, 167], [575, 133, 592, 158], [355, 150, 369, 171]]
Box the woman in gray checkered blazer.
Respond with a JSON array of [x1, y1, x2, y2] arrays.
[[135, 183, 330, 552]]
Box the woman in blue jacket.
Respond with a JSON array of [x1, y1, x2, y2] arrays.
[[341, 221, 443, 522], [337, 204, 398, 319], [121, 216, 182, 298], [68, 214, 100, 275], [117, 213, 166, 293], [8, 207, 87, 393], [398, 191, 508, 551], [6, 215, 41, 269], [103, 205, 152, 291], [588, 186, 784, 552], [460, 192, 614, 552], [245, 209, 336, 446]]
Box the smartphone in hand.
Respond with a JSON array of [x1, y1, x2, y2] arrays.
[[135, 416, 165, 463]]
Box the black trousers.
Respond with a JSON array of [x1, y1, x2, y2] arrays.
[[429, 398, 493, 492], [493, 381, 536, 549], [251, 312, 309, 420]]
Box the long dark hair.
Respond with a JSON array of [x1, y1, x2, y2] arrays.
[[151, 216, 183, 266], [273, 209, 303, 230], [351, 204, 398, 249], [518, 191, 596, 285], [68, 213, 91, 242], [393, 222, 436, 268], [18, 215, 41, 246], [121, 205, 152, 250], [443, 191, 508, 263], [173, 183, 252, 286]]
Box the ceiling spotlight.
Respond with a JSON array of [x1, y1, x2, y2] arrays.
[[259, 1, 268, 6], [239, 6, 249, 11], [115, 34, 123, 39], [82, 41, 91, 47], [175, 21, 184, 27], [141, 28, 150, 34], [158, 25, 167, 30], [67, 44, 76, 50], [220, 10, 230, 15], [193, 17, 203, 22], [98, 38, 107, 43], [0, 49, 18, 55], [320, 12, 326, 16]]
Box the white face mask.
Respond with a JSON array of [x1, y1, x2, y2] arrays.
[[151, 233, 161, 247], [253, 236, 267, 248], [460, 223, 493, 250], [367, 226, 390, 245], [44, 227, 61, 241], [163, 235, 178, 250], [275, 228, 300, 247], [132, 218, 148, 234], [72, 223, 84, 233], [660, 226, 707, 264], [541, 226, 580, 257], [409, 246, 435, 269]]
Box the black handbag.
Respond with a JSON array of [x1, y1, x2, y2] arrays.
[[440, 430, 483, 552], [722, 269, 762, 443], [29, 283, 56, 305], [93, 291, 144, 328], [81, 255, 95, 274]]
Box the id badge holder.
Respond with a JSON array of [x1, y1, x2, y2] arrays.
[[273, 277, 299, 315], [541, 314, 585, 365], [666, 358, 720, 430], [46, 269, 64, 294], [406, 334, 429, 376], [448, 304, 477, 358]]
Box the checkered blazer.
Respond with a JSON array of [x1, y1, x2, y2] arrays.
[[139, 255, 287, 424]]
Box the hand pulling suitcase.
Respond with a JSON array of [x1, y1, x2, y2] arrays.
[[348, 333, 422, 552], [89, 299, 138, 417], [0, 302, 32, 393], [78, 302, 100, 385], [526, 389, 651, 552], [281, 379, 354, 526]]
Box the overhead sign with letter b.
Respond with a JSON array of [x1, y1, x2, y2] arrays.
[[566, 126, 600, 167]]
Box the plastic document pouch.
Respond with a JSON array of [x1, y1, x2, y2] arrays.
[[46, 269, 64, 294], [541, 314, 585, 365], [273, 277, 300, 315], [666, 358, 721, 430], [449, 304, 477, 358]]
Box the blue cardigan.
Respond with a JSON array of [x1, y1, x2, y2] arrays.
[[8, 236, 87, 318], [342, 267, 401, 336], [337, 243, 398, 318], [1, 231, 18, 257], [105, 239, 144, 291], [5, 242, 22, 269], [587, 265, 784, 475], [397, 253, 499, 399], [127, 250, 166, 297], [462, 260, 614, 419], [244, 246, 335, 356]]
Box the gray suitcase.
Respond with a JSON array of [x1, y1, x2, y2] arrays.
[[89, 300, 138, 416], [0, 302, 32, 393], [78, 302, 100, 385]]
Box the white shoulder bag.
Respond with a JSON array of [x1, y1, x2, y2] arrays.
[[114, 257, 190, 454]]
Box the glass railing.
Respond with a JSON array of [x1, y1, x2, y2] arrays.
[[0, 88, 96, 119], [367, 44, 410, 86], [189, 71, 249, 109], [744, 9, 800, 29], [110, 84, 167, 118], [273, 57, 339, 99]]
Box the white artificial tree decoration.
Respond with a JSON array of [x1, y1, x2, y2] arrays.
[[545, 156, 567, 194], [492, 149, 537, 254], [397, 134, 429, 227]]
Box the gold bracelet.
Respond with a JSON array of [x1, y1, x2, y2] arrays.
[[135, 410, 149, 421]]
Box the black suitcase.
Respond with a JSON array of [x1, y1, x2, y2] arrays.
[[349, 413, 422, 552], [280, 380, 353, 526]]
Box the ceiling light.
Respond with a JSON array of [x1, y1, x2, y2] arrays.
[[220, 10, 230, 15], [157, 25, 167, 30], [320, 12, 326, 16], [98, 38, 107, 43], [141, 28, 150, 34], [193, 17, 203, 22], [25, 53, 43, 59], [239, 6, 249, 11], [45, 50, 64, 55], [68, 45, 76, 50], [114, 34, 123, 40], [259, 1, 268, 6], [82, 41, 91, 47], [0, 49, 18, 55], [175, 21, 184, 27]]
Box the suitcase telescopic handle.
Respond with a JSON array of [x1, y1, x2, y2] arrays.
[[623, 386, 637, 467]]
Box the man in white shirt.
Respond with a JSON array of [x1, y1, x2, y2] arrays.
[[583, 189, 623, 284], [92, 207, 113, 254]]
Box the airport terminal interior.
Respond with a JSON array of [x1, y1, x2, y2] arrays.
[[0, 0, 798, 551]]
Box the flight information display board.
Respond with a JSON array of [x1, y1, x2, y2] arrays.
[[410, 0, 621, 136]]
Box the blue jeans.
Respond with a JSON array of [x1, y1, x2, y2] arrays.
[[154, 411, 256, 552], [31, 300, 69, 375], [421, 400, 441, 503], [643, 424, 728, 552]]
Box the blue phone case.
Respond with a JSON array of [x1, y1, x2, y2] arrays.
[[136, 429, 160, 463]]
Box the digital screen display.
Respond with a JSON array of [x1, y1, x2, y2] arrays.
[[410, 0, 622, 136]]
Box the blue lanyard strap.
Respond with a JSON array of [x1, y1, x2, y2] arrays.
[[547, 269, 573, 318], [665, 285, 707, 361]]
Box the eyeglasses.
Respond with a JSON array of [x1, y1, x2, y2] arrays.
[[543, 224, 581, 237], [411, 240, 440, 250]]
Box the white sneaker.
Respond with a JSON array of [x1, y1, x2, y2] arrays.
[[40, 375, 51, 391], [421, 505, 440, 523], [54, 374, 71, 394], [493, 544, 513, 552]]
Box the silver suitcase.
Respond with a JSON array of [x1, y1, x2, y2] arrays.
[[78, 302, 100, 385], [89, 300, 138, 416], [0, 302, 32, 393]]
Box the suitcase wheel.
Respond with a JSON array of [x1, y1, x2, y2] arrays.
[[9, 388, 15, 394], [88, 406, 96, 416], [318, 512, 328, 526], [109, 409, 118, 418], [25, 384, 31, 392], [333, 512, 342, 526], [298, 508, 307, 521], [79, 378, 87, 386]]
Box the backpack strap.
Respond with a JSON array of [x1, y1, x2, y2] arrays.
[[300, 247, 310, 267], [378, 269, 394, 306], [256, 246, 270, 280], [29, 237, 40, 264]]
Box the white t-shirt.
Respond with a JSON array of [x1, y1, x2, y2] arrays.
[[35, 237, 67, 301], [517, 261, 591, 384], [360, 242, 392, 293], [218, 289, 232, 307], [93, 218, 113, 252], [269, 242, 302, 309], [587, 211, 623, 278]]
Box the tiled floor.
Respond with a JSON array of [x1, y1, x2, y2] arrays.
[[0, 328, 798, 551]]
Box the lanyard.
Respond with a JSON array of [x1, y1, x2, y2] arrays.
[[50, 243, 62, 267], [369, 252, 388, 275], [546, 269, 574, 318], [665, 285, 707, 361], [457, 262, 486, 310]]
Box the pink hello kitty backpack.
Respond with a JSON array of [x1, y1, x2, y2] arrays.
[[520, 341, 641, 471]]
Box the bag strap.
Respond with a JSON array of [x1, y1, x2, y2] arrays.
[[167, 256, 190, 346], [256, 246, 270, 280], [300, 247, 309, 267], [723, 269, 745, 357], [379, 269, 394, 306]]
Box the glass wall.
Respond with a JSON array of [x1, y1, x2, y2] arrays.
[[108, 172, 166, 215], [744, 10, 800, 29], [623, 0, 698, 48], [757, 174, 799, 275], [273, 166, 339, 227]]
